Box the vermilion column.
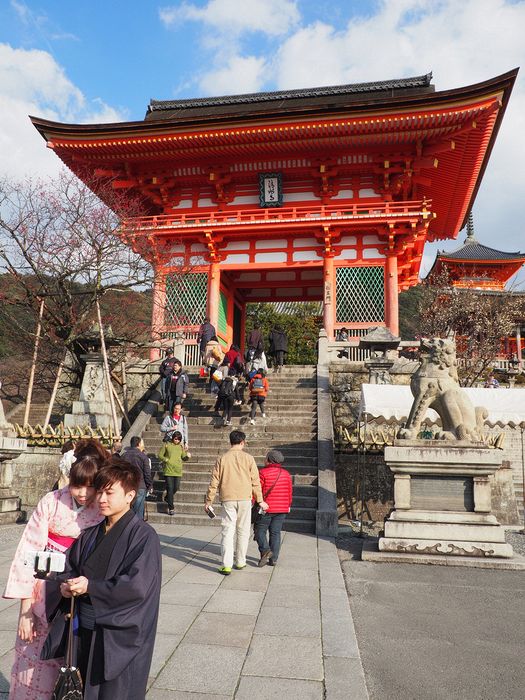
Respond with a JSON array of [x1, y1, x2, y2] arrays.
[[207, 262, 220, 331], [385, 253, 399, 336], [323, 256, 335, 340], [150, 269, 166, 360]]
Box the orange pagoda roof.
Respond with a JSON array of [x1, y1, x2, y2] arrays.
[[30, 70, 518, 243]]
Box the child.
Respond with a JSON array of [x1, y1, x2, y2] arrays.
[[248, 369, 269, 425], [158, 431, 190, 516], [214, 375, 237, 426]]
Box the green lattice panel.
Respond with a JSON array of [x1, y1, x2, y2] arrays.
[[165, 272, 207, 326], [218, 290, 228, 337], [336, 266, 384, 323]]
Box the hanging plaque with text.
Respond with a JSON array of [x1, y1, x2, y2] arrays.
[[259, 173, 283, 207]]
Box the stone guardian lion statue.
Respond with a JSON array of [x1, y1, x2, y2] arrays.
[[398, 338, 487, 441]]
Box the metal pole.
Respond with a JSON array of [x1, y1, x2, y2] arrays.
[[43, 353, 66, 428], [95, 299, 120, 437], [24, 298, 45, 426], [359, 413, 368, 537]]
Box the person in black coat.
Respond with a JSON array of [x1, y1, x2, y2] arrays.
[[42, 458, 161, 700], [197, 317, 216, 362], [268, 326, 288, 372], [121, 436, 152, 519]]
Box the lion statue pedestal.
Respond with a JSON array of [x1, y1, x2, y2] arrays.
[[378, 442, 513, 559], [377, 338, 513, 561]]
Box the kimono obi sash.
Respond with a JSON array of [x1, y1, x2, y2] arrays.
[[47, 532, 76, 552]]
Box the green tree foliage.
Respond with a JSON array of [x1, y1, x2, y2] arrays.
[[245, 303, 322, 365], [398, 285, 423, 340]]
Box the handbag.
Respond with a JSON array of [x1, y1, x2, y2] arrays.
[[51, 597, 83, 700], [251, 468, 282, 524]]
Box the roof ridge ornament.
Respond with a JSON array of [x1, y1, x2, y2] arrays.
[[465, 211, 477, 243]]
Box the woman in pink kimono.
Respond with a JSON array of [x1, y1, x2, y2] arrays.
[[4, 444, 107, 700]]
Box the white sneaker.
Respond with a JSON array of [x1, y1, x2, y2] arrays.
[[262, 413, 266, 418], [226, 420, 232, 426], [250, 419, 255, 425]]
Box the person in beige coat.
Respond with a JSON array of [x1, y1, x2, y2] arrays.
[[205, 430, 267, 574]]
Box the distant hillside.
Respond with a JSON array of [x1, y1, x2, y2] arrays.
[[0, 274, 152, 412]]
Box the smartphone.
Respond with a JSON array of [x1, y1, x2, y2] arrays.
[[23, 550, 66, 574], [207, 506, 216, 519]]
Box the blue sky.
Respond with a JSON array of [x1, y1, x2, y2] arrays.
[[1, 0, 524, 282]]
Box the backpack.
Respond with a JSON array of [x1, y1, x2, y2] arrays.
[[251, 376, 265, 394], [218, 378, 235, 398]]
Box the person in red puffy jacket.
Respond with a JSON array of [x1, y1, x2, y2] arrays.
[[254, 449, 293, 567]]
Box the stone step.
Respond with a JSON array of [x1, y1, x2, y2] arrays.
[[146, 498, 315, 521], [144, 510, 315, 533], [155, 473, 318, 489], [148, 489, 317, 509]]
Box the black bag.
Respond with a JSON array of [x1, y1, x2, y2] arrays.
[[52, 597, 83, 699], [251, 468, 282, 524], [218, 378, 235, 398]]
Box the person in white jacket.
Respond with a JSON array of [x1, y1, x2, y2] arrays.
[[160, 402, 189, 447]]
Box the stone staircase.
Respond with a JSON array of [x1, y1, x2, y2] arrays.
[[143, 366, 318, 532], [6, 403, 61, 427]]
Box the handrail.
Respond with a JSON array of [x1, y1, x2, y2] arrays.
[[121, 199, 432, 234]]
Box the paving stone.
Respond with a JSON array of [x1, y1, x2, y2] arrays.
[[156, 604, 201, 636], [184, 611, 256, 648], [161, 582, 218, 607], [276, 555, 319, 571], [269, 567, 320, 589], [172, 565, 226, 585], [320, 586, 350, 611], [263, 584, 320, 609], [204, 589, 264, 616], [149, 633, 183, 676], [153, 642, 246, 694], [321, 604, 360, 658], [220, 570, 271, 592], [147, 690, 230, 700], [243, 635, 323, 680], [236, 675, 324, 699], [0, 605, 19, 631], [324, 656, 369, 699], [0, 649, 14, 692], [255, 605, 321, 638]]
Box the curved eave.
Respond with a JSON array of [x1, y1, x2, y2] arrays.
[[30, 69, 518, 139], [437, 255, 525, 265], [30, 69, 518, 241]]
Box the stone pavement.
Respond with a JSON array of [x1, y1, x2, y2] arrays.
[[339, 533, 525, 700], [0, 523, 368, 699]]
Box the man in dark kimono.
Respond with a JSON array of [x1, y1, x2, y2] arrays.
[[42, 458, 161, 700]]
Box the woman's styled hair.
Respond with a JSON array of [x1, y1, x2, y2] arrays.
[[69, 456, 101, 487], [93, 456, 140, 494], [61, 440, 75, 455], [74, 438, 111, 466], [171, 431, 183, 442]]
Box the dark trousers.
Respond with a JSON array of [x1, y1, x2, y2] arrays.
[[132, 488, 147, 519], [273, 350, 285, 367], [164, 475, 181, 509], [250, 396, 265, 418], [254, 513, 286, 562], [168, 393, 183, 413], [215, 395, 234, 421]]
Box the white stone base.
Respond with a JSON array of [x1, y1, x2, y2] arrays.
[[384, 519, 507, 543], [378, 536, 513, 558], [64, 412, 113, 429]]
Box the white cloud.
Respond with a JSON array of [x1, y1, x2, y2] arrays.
[[160, 0, 300, 37], [0, 44, 125, 178], [198, 54, 268, 95], [271, 0, 525, 259]]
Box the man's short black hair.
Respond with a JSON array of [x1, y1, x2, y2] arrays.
[[130, 435, 142, 449], [229, 430, 246, 446]]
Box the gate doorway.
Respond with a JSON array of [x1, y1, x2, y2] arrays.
[[246, 301, 322, 366]]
